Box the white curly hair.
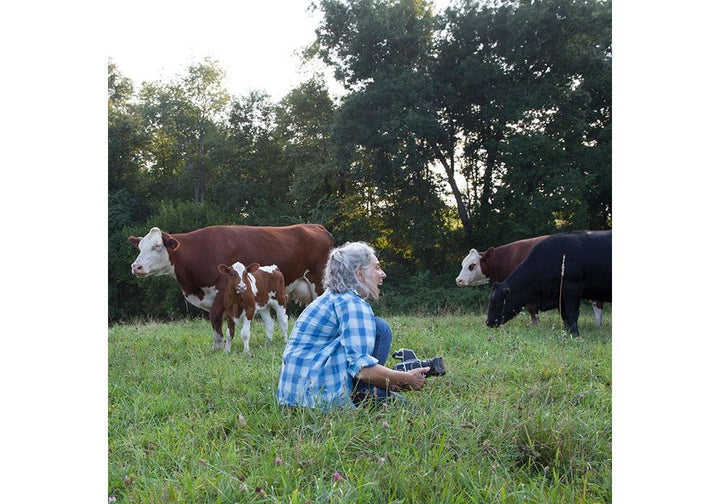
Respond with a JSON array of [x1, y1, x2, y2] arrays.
[[322, 241, 378, 299]]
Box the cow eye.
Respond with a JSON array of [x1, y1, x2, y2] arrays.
[[469, 264, 476, 271]]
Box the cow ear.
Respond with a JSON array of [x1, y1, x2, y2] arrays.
[[502, 286, 511, 299], [483, 247, 495, 260], [218, 264, 230, 275], [128, 236, 141, 249], [163, 234, 179, 251], [247, 263, 260, 273]]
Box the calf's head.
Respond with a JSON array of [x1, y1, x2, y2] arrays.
[[486, 283, 521, 328], [218, 263, 247, 294], [456, 248, 491, 286], [128, 227, 178, 277]]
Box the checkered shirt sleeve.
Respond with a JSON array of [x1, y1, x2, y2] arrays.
[[276, 290, 379, 409]]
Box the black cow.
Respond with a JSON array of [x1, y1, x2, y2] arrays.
[[486, 230, 611, 336]]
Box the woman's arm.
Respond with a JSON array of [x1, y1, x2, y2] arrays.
[[356, 364, 430, 391]]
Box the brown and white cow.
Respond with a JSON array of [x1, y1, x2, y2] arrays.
[[456, 236, 549, 324], [129, 224, 333, 349], [212, 262, 288, 353], [456, 235, 605, 326]]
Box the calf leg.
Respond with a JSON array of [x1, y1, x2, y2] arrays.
[[271, 301, 289, 341], [212, 330, 225, 350], [258, 307, 275, 343], [224, 319, 235, 353], [210, 307, 225, 351], [239, 314, 252, 353]]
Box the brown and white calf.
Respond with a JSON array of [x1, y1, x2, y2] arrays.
[[210, 262, 289, 353]]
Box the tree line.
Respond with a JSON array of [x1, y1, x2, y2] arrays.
[[109, 0, 611, 322]]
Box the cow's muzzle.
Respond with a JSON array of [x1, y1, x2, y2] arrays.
[[131, 264, 147, 277]]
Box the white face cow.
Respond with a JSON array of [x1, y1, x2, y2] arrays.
[[129, 227, 176, 278], [455, 248, 489, 286]]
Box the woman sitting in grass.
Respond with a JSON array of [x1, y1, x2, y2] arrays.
[[276, 242, 429, 409]]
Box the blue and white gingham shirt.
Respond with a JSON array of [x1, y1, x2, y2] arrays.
[[277, 290, 379, 409]]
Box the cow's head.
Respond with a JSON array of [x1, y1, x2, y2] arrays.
[[456, 248, 490, 286], [128, 227, 178, 278], [218, 263, 247, 294], [486, 282, 520, 328]]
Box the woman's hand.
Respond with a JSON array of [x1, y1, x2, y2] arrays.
[[356, 365, 431, 392], [398, 367, 430, 391]]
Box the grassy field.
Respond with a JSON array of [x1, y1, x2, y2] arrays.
[[108, 307, 611, 503]]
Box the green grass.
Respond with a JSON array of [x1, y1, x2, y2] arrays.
[[109, 307, 611, 503]]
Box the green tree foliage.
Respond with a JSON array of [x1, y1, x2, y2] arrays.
[[312, 0, 465, 265], [217, 90, 293, 223], [109, 62, 152, 320], [138, 58, 230, 204], [434, 0, 612, 245], [486, 0, 612, 240], [108, 61, 149, 217], [312, 0, 611, 247], [276, 77, 339, 222], [108, 0, 611, 321]]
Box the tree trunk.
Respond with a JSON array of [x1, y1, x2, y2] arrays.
[[478, 128, 504, 224], [196, 142, 205, 204], [431, 143, 473, 242]]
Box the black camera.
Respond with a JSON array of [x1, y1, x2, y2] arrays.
[[391, 348, 446, 377]]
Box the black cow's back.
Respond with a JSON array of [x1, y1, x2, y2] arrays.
[[530, 230, 611, 303], [577, 231, 611, 302]]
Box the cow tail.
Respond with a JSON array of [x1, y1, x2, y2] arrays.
[[558, 254, 566, 319]]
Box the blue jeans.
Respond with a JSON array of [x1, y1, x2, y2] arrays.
[[352, 317, 404, 403]]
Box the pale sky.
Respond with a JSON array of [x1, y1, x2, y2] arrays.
[[109, 1, 325, 100], [109, 0, 453, 101]]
